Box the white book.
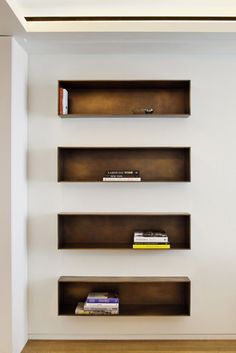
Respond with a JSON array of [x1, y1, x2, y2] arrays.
[[84, 308, 119, 314], [134, 236, 169, 243], [103, 177, 141, 182], [84, 308, 119, 313], [62, 88, 68, 114], [75, 302, 119, 315], [84, 303, 119, 310]]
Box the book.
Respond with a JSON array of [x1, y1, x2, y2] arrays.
[[134, 230, 167, 237], [134, 236, 169, 243], [104, 175, 139, 178], [75, 302, 118, 315], [84, 303, 119, 310], [103, 177, 141, 182], [103, 169, 141, 181], [75, 302, 89, 315], [59, 88, 68, 115], [133, 243, 170, 249], [105, 170, 139, 176], [86, 292, 119, 304]]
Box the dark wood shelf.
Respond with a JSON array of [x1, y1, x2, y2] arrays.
[[58, 80, 190, 117], [58, 213, 191, 250], [58, 276, 191, 316], [60, 304, 188, 316], [57, 147, 191, 182]]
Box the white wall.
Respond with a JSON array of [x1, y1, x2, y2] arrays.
[[0, 37, 28, 353], [11, 38, 28, 353], [28, 50, 236, 339], [0, 36, 13, 353]]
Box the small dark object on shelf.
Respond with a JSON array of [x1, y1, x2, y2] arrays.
[[132, 108, 154, 114], [144, 108, 154, 114]]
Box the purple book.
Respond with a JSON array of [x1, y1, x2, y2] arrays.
[[86, 292, 119, 304], [86, 298, 119, 303]]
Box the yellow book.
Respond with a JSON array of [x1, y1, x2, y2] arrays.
[[133, 244, 170, 249]]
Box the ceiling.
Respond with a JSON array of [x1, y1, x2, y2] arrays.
[[0, 0, 26, 35], [3, 0, 236, 56], [2, 0, 236, 34], [12, 0, 236, 17]]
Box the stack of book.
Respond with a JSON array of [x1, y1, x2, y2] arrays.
[[103, 170, 141, 182], [59, 87, 68, 115], [75, 292, 119, 315], [132, 230, 170, 249]]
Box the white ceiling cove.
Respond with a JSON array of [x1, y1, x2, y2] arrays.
[[2, 0, 236, 34], [12, 0, 236, 17]]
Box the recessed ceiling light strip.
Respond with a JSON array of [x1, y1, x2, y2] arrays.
[[25, 16, 236, 22]]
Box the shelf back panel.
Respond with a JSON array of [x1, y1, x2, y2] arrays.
[[58, 213, 190, 249], [58, 147, 191, 182], [58, 277, 191, 316], [59, 80, 190, 116]]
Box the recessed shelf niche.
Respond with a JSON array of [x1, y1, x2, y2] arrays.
[[57, 147, 191, 182], [58, 276, 191, 316], [58, 80, 191, 117], [58, 213, 191, 250]]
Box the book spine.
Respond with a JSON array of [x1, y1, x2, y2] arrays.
[[133, 244, 170, 249], [134, 240, 170, 243], [105, 170, 139, 175], [134, 237, 169, 243], [104, 175, 140, 179], [63, 89, 68, 114], [59, 88, 68, 115], [59, 88, 63, 115], [134, 231, 166, 237], [76, 308, 119, 315], [84, 304, 119, 310], [84, 308, 119, 313], [86, 298, 119, 303], [78, 311, 119, 315], [103, 177, 141, 182]]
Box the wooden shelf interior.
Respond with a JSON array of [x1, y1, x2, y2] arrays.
[[58, 80, 190, 117], [58, 147, 191, 182], [58, 213, 191, 249], [58, 277, 191, 316]]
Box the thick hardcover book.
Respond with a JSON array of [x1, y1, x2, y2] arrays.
[[84, 309, 119, 314], [86, 299, 119, 303], [84, 303, 119, 310], [105, 170, 139, 176], [133, 243, 170, 249], [134, 236, 169, 243], [86, 292, 119, 304], [59, 88, 68, 115], [75, 302, 119, 315]]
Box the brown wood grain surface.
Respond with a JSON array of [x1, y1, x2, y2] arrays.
[[58, 277, 190, 316], [22, 340, 236, 353], [58, 147, 191, 182], [58, 80, 190, 117], [58, 213, 191, 249]]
